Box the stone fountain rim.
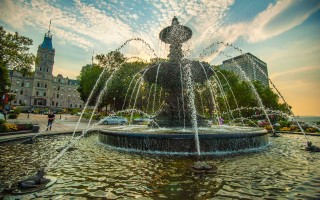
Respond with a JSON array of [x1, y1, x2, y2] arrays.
[[97, 129, 268, 139]]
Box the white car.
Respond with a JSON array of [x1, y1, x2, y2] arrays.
[[100, 116, 128, 125]]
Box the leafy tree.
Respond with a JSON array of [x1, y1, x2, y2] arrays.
[[195, 68, 291, 121], [104, 61, 148, 111], [0, 26, 35, 106], [77, 51, 148, 112], [77, 64, 106, 105]]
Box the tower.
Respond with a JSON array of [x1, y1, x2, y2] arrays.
[[35, 24, 55, 75], [32, 22, 55, 107]]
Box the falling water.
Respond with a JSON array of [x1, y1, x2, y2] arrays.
[[152, 63, 162, 114], [184, 63, 201, 156], [146, 84, 154, 112], [122, 71, 141, 110], [179, 63, 186, 128], [216, 70, 243, 122], [130, 69, 150, 123]]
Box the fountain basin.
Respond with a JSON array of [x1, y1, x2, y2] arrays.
[[97, 126, 269, 155]]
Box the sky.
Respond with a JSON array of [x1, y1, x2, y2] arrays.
[[0, 0, 319, 116]]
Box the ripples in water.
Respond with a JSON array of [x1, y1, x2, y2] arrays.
[[0, 134, 319, 199]]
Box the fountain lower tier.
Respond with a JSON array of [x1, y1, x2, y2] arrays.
[[97, 128, 269, 155]]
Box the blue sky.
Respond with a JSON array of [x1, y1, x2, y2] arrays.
[[0, 0, 319, 116]]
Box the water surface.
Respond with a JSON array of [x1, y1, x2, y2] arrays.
[[0, 134, 319, 199]]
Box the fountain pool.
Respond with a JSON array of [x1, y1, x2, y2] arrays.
[[0, 134, 319, 199]]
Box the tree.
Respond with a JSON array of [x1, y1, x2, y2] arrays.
[[77, 64, 106, 106], [0, 26, 35, 106]]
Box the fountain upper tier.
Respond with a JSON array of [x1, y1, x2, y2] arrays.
[[159, 16, 192, 44]]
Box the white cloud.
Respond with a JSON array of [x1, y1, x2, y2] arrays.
[[246, 0, 320, 42]]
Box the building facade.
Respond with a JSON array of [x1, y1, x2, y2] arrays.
[[8, 31, 84, 110], [221, 53, 269, 87]]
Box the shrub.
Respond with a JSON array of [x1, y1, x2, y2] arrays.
[[264, 125, 273, 131], [280, 127, 290, 132], [16, 124, 27, 130], [289, 125, 299, 132], [3, 123, 18, 132], [8, 113, 18, 119], [0, 119, 5, 125], [14, 107, 21, 114], [306, 127, 318, 133]]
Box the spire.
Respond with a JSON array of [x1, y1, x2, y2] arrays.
[[48, 20, 51, 34]]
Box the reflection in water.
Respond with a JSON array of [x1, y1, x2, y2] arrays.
[[0, 134, 319, 199]]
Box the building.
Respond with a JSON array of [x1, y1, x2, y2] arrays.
[[8, 30, 84, 111], [221, 53, 269, 87]]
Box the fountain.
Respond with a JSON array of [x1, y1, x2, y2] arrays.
[[98, 17, 269, 155], [1, 17, 319, 199]]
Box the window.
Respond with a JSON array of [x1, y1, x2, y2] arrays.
[[20, 90, 23, 95], [44, 92, 46, 97], [36, 91, 39, 96], [58, 86, 60, 91], [21, 82, 24, 87], [45, 84, 47, 88], [40, 67, 42, 71], [57, 94, 59, 98], [26, 82, 30, 88], [37, 82, 40, 87], [52, 101, 54, 106]]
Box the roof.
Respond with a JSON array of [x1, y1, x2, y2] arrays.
[[68, 79, 80, 85], [40, 32, 53, 50]]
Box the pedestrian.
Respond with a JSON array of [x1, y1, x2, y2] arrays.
[[218, 117, 224, 125], [47, 111, 55, 131]]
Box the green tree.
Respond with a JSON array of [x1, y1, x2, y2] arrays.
[[104, 61, 148, 111], [77, 64, 106, 105], [0, 26, 35, 105]]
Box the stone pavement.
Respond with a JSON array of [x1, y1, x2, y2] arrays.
[[0, 113, 103, 143]]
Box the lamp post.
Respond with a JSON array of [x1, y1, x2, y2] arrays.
[[68, 95, 70, 109], [8, 70, 13, 110], [113, 97, 116, 111]]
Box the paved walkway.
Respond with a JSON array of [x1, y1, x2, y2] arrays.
[[0, 113, 103, 143]]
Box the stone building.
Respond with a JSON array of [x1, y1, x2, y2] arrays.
[[221, 53, 269, 87], [8, 30, 83, 111]]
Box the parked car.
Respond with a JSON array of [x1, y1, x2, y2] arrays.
[[100, 116, 128, 125], [133, 116, 153, 125]]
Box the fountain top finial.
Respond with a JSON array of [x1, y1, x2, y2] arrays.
[[172, 16, 179, 26]]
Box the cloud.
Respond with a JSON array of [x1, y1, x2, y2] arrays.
[[1, 0, 319, 59], [246, 0, 320, 42], [270, 66, 320, 80]]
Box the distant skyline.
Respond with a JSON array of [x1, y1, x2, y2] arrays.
[[0, 0, 319, 116]]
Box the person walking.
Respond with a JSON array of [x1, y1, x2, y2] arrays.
[[47, 111, 55, 130]]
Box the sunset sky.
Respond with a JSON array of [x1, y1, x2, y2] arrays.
[[0, 0, 319, 116]]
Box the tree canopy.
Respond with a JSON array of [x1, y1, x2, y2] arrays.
[[0, 26, 36, 106]]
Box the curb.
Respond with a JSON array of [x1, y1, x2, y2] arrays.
[[0, 131, 84, 144]]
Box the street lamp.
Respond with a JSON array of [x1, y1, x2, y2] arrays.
[[68, 95, 70, 109], [113, 97, 116, 111]]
